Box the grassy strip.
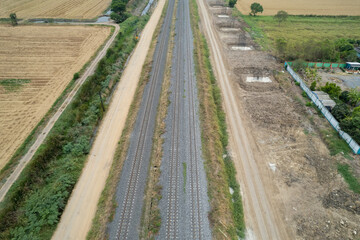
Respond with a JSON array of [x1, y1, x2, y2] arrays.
[[337, 163, 360, 194], [87, 4, 166, 238], [0, 16, 148, 240], [190, 0, 245, 238], [0, 25, 114, 187], [319, 128, 352, 157]]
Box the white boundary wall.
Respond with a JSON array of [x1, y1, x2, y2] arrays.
[[285, 63, 360, 154]]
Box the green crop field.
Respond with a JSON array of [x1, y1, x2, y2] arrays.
[[235, 11, 360, 61]]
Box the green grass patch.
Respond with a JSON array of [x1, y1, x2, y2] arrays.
[[182, 162, 187, 193], [0, 15, 148, 240], [0, 79, 30, 92], [337, 163, 360, 194], [320, 128, 352, 156], [232, 8, 360, 61]]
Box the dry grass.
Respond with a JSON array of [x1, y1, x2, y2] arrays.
[[0, 0, 111, 19], [236, 0, 360, 16], [0, 25, 111, 171]]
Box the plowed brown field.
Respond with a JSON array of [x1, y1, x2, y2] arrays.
[[0, 25, 111, 171], [0, 0, 111, 19], [236, 0, 360, 16]]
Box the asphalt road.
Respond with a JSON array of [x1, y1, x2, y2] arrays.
[[107, 0, 175, 238], [157, 0, 211, 238]]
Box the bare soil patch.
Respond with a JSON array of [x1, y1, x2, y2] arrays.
[[209, 4, 360, 239], [236, 0, 360, 16], [0, 25, 111, 171], [0, 0, 111, 19]]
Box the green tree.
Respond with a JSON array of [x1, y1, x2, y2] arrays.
[[250, 2, 263, 16], [229, 0, 237, 8], [340, 115, 360, 143], [310, 81, 317, 91], [321, 82, 341, 98], [275, 38, 287, 59], [10, 13, 17, 26], [348, 88, 360, 106], [331, 102, 350, 121], [274, 10, 288, 26], [339, 90, 350, 103]]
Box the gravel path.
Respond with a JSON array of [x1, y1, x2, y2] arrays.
[[107, 0, 175, 239], [157, 0, 211, 238]]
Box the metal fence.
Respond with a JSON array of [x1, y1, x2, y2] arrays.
[[285, 62, 360, 155], [286, 62, 347, 68]]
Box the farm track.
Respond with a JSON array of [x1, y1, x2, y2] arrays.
[[158, 0, 211, 238], [107, 0, 175, 238], [197, 0, 290, 239], [0, 23, 118, 202]]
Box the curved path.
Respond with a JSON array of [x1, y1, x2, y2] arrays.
[[0, 22, 119, 203]]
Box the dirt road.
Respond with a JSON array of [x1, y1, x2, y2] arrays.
[[196, 0, 290, 239], [0, 23, 118, 203], [52, 1, 165, 239]]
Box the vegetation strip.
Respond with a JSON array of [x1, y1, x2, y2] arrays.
[[0, 16, 148, 240], [87, 2, 167, 238], [337, 163, 360, 194], [190, 0, 245, 238]]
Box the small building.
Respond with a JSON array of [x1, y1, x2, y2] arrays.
[[313, 91, 336, 110], [345, 62, 360, 70]]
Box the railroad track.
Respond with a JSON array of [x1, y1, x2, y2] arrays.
[[184, 0, 204, 237], [113, 0, 175, 238], [161, 0, 209, 238]]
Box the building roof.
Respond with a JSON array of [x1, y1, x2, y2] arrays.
[[346, 62, 360, 68], [313, 91, 336, 108]]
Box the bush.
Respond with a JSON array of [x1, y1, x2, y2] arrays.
[[310, 81, 317, 91], [339, 90, 350, 103], [340, 115, 360, 143], [292, 59, 307, 72], [321, 82, 341, 98], [73, 72, 80, 81], [229, 0, 237, 8], [331, 102, 350, 121]]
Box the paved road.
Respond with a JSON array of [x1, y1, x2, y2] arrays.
[[157, 0, 211, 238], [52, 2, 166, 239], [196, 0, 289, 239], [107, 0, 175, 238], [0, 22, 119, 203]]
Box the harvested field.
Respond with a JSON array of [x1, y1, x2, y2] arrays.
[[0, 0, 111, 19], [0, 25, 111, 171], [236, 0, 360, 16]]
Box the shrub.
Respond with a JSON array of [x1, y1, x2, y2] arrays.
[[229, 0, 237, 8], [339, 90, 350, 103], [73, 72, 80, 81], [321, 82, 341, 98], [310, 81, 317, 91], [331, 102, 350, 121]]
